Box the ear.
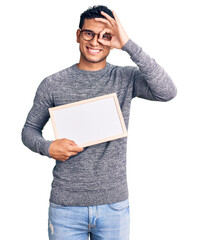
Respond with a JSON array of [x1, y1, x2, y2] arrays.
[[76, 29, 80, 43]]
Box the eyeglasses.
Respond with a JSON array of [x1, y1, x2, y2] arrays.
[[80, 29, 112, 41]]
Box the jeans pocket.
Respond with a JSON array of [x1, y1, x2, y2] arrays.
[[108, 199, 129, 211]]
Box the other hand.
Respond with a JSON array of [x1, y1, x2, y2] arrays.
[[49, 138, 84, 161]]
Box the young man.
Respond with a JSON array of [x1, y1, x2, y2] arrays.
[[22, 5, 177, 240]]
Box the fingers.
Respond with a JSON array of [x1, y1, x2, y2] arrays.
[[65, 151, 81, 158], [101, 11, 116, 25], [49, 138, 84, 162], [94, 17, 112, 28], [66, 139, 77, 146], [95, 10, 118, 27], [62, 139, 81, 148], [55, 145, 84, 162], [63, 140, 84, 152], [112, 10, 120, 23], [94, 11, 121, 48], [97, 28, 112, 46], [99, 27, 112, 38], [97, 39, 111, 46], [62, 146, 84, 161]]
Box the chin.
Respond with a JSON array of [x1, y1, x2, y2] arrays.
[[87, 58, 106, 64], [83, 54, 108, 64]]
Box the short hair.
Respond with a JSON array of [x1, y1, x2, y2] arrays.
[[79, 5, 115, 29]]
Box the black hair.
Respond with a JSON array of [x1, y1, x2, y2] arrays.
[[79, 5, 115, 29]]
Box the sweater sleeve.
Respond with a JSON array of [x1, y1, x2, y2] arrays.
[[21, 78, 54, 158], [122, 39, 177, 101]]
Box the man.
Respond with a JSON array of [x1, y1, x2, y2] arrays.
[[22, 5, 177, 240]]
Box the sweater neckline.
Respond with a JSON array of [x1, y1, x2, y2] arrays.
[[71, 62, 111, 76]]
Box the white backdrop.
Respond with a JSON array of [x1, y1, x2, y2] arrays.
[[1, 0, 197, 239]]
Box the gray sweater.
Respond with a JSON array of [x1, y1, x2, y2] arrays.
[[22, 39, 177, 206]]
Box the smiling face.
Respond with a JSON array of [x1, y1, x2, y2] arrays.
[[76, 18, 111, 71]]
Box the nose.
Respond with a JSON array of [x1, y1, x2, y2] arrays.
[[89, 33, 100, 46]]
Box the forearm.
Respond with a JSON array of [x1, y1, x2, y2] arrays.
[[122, 39, 177, 101], [22, 124, 52, 157]]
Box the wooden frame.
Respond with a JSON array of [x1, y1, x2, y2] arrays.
[[49, 93, 128, 147]]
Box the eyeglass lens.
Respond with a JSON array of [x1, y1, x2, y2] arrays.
[[81, 30, 112, 41]]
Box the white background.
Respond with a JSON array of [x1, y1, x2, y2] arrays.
[[1, 0, 197, 239]]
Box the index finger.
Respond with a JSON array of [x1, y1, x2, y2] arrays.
[[112, 10, 120, 23]]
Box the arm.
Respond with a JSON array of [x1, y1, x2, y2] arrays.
[[122, 39, 177, 101], [21, 78, 54, 157], [21, 78, 84, 160], [95, 11, 177, 101]]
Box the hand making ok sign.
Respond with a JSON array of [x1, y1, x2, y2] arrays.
[[95, 10, 130, 49]]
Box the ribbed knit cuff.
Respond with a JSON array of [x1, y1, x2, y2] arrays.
[[43, 140, 53, 158]]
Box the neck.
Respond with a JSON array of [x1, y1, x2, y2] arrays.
[[77, 58, 107, 71]]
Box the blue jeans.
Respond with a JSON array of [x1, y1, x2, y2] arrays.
[[48, 198, 130, 240]]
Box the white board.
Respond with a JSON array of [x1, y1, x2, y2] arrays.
[[49, 93, 128, 147]]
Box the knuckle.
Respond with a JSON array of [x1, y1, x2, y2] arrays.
[[68, 146, 73, 151], [66, 152, 71, 157]]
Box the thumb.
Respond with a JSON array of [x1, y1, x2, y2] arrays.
[[98, 38, 111, 46], [71, 144, 84, 152]]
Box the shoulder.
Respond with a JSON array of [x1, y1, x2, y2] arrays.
[[45, 65, 72, 83], [108, 62, 137, 77], [38, 64, 75, 89]]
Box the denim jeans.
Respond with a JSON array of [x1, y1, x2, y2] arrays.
[[48, 198, 130, 240]]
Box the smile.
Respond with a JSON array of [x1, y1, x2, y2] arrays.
[[86, 47, 102, 55]]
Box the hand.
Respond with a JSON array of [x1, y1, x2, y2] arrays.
[[49, 138, 84, 161], [95, 10, 129, 49]]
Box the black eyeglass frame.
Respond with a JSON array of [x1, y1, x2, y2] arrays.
[[79, 29, 112, 41]]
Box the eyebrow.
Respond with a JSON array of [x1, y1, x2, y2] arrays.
[[82, 29, 111, 35], [82, 29, 96, 33]]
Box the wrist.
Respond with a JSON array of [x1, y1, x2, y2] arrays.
[[120, 35, 130, 49], [48, 140, 54, 158], [120, 38, 130, 49]]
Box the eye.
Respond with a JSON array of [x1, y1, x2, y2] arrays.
[[84, 31, 94, 37], [102, 33, 112, 40]]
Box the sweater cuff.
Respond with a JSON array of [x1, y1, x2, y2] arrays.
[[121, 39, 142, 58], [43, 140, 53, 158]]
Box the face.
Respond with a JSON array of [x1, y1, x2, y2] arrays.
[[76, 19, 111, 66]]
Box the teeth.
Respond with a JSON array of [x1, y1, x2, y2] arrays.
[[88, 48, 101, 53]]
